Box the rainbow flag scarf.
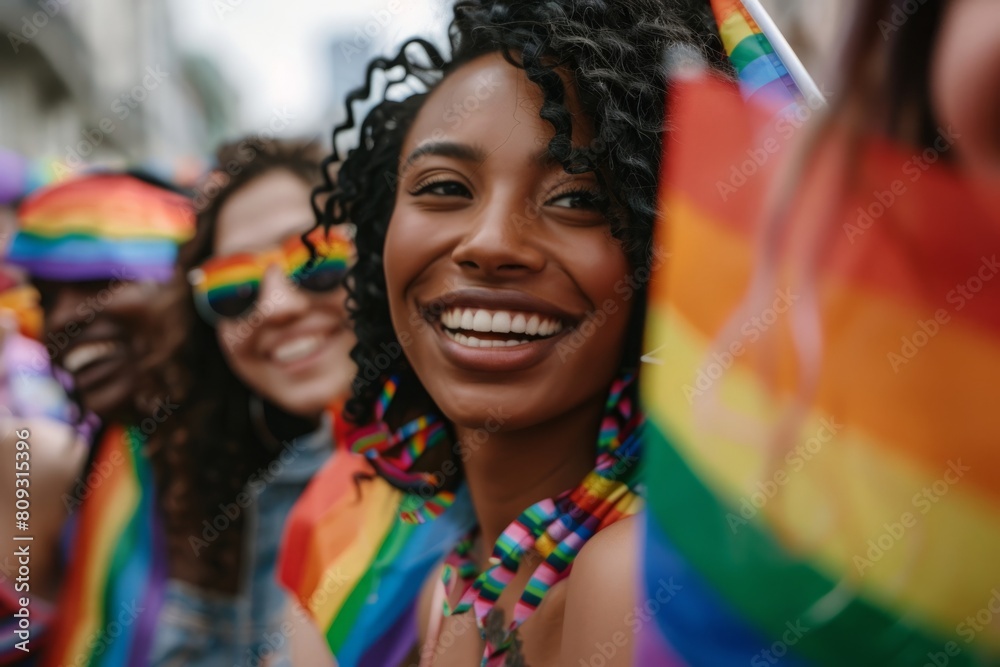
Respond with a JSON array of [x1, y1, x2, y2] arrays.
[[5, 174, 194, 283], [42, 425, 166, 667], [278, 408, 477, 667], [637, 70, 1000, 666]]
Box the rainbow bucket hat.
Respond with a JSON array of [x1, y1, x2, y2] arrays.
[[5, 173, 195, 283]]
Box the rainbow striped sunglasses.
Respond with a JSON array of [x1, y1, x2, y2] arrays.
[[188, 226, 354, 324]]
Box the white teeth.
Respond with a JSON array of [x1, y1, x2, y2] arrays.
[[440, 307, 564, 339], [444, 329, 531, 348], [472, 310, 492, 332], [273, 335, 322, 363], [491, 311, 511, 334], [63, 341, 119, 373]]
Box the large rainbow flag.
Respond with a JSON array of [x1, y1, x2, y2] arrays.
[[278, 428, 476, 667], [637, 69, 1000, 667], [43, 426, 166, 667]]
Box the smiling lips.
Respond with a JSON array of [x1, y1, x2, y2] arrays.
[[272, 333, 325, 363], [62, 340, 122, 373], [439, 306, 566, 348]]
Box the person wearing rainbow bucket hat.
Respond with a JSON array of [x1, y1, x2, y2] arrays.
[[4, 171, 198, 667]]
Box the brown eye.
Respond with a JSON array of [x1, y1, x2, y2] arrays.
[[410, 179, 472, 198], [547, 189, 599, 210]]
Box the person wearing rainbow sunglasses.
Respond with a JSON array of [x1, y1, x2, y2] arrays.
[[3, 170, 200, 666], [151, 139, 353, 667]]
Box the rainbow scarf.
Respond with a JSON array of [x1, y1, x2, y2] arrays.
[[278, 405, 477, 667], [5, 174, 194, 283], [347, 377, 457, 523], [637, 71, 1000, 666], [42, 425, 166, 667]]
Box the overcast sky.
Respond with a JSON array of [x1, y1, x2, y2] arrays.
[[169, 0, 451, 135]]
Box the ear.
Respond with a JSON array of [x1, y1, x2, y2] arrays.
[[932, 0, 1000, 177]]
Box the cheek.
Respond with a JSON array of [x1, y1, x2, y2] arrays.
[[383, 212, 430, 334], [571, 248, 636, 354], [216, 321, 255, 376]]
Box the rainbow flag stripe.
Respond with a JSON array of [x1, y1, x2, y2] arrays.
[[638, 75, 1000, 665], [6, 174, 194, 283], [278, 446, 476, 667], [42, 426, 166, 667], [710, 0, 813, 112]]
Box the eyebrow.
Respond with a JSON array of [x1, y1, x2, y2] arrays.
[[400, 141, 487, 176], [399, 140, 572, 181]]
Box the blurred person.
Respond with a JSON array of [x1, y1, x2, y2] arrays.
[[637, 0, 1000, 664], [0, 155, 87, 665], [0, 285, 86, 664], [277, 1, 731, 666], [4, 171, 197, 667], [155, 139, 354, 667]]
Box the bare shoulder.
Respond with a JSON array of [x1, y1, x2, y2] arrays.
[[559, 515, 640, 667], [574, 514, 639, 570]]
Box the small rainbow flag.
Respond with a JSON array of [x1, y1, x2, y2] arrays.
[[5, 174, 194, 283], [278, 438, 476, 667], [42, 426, 166, 667], [710, 0, 822, 112], [637, 71, 1000, 666]]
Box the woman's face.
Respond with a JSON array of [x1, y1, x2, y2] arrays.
[[385, 52, 635, 431], [214, 170, 356, 418], [932, 0, 1000, 174], [37, 276, 186, 422]]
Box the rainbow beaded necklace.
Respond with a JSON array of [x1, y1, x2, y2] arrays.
[[442, 374, 644, 665]]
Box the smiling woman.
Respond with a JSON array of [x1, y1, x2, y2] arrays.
[[162, 138, 353, 667], [278, 1, 732, 666]]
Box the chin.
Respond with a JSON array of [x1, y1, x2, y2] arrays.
[[424, 381, 524, 432], [264, 377, 349, 419], [79, 385, 133, 423]]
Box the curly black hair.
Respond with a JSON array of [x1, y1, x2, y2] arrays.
[[316, 0, 731, 426]]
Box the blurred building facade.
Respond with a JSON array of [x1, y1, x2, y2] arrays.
[[0, 0, 235, 172]]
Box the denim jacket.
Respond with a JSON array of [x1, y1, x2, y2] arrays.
[[150, 422, 332, 667]]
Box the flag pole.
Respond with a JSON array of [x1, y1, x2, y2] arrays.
[[739, 0, 826, 105]]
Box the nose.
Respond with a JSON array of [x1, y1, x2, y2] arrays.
[[450, 191, 546, 277], [257, 263, 309, 323]]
